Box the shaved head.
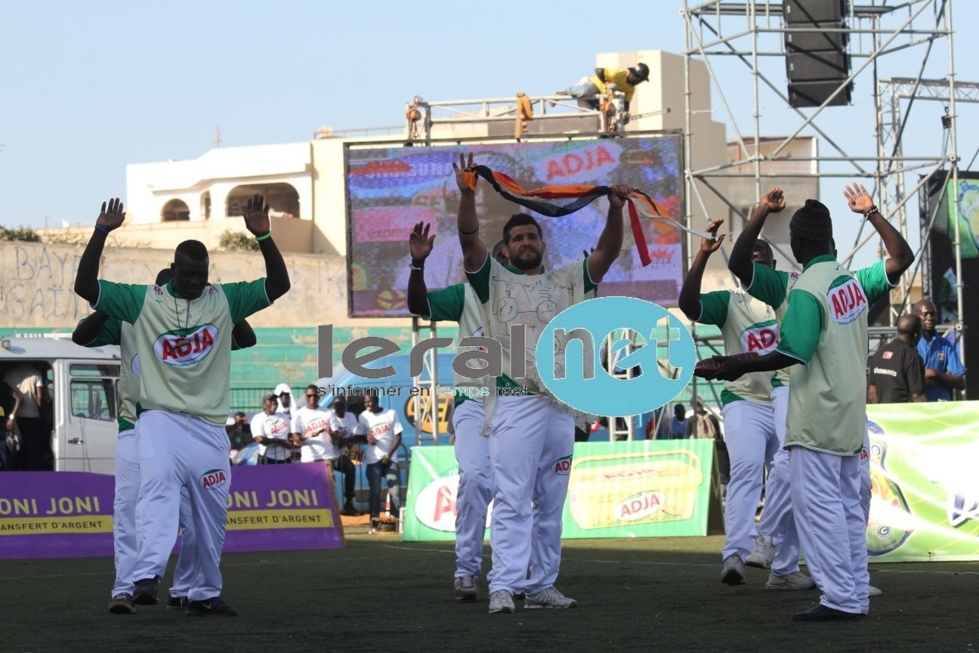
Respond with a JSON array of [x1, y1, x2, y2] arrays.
[[896, 314, 922, 339]]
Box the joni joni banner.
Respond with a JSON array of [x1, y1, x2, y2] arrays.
[[0, 464, 344, 559], [344, 134, 685, 317]]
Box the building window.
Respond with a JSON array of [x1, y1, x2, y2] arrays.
[[226, 183, 300, 219], [162, 199, 191, 222]]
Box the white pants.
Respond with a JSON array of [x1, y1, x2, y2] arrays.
[[452, 401, 493, 578], [487, 395, 573, 595], [756, 386, 802, 575], [133, 411, 231, 602], [720, 400, 778, 560], [789, 445, 869, 614], [113, 428, 197, 599]]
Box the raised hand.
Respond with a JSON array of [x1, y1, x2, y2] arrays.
[[760, 187, 786, 214], [242, 194, 270, 236], [409, 221, 436, 261], [96, 198, 126, 232], [607, 184, 631, 210], [844, 183, 876, 215], [699, 218, 726, 255], [451, 152, 475, 193]]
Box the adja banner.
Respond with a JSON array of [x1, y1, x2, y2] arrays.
[[403, 439, 715, 542], [0, 463, 344, 559]]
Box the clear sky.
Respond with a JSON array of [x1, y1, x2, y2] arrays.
[[2, 0, 976, 268]]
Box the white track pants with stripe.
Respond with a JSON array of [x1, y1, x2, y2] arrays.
[[789, 445, 869, 614], [487, 395, 573, 595], [756, 386, 802, 575], [720, 400, 778, 560], [452, 401, 492, 578], [133, 410, 231, 602]]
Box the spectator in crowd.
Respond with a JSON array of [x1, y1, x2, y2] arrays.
[[226, 412, 253, 456], [274, 383, 298, 460], [325, 395, 362, 516], [868, 314, 926, 404], [251, 393, 294, 464], [686, 400, 721, 439], [913, 299, 966, 401], [3, 363, 49, 470], [0, 378, 22, 471], [669, 403, 687, 439], [358, 393, 404, 525]]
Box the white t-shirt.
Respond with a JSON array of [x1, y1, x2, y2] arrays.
[[251, 410, 292, 461], [358, 408, 404, 464], [292, 406, 333, 462]]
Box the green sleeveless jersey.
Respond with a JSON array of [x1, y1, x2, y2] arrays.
[[94, 279, 270, 426], [426, 283, 490, 404]]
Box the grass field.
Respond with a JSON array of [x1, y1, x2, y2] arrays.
[[3, 525, 977, 653]]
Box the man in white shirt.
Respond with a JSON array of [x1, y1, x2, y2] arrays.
[[251, 393, 294, 464], [357, 393, 404, 523], [293, 387, 361, 515]]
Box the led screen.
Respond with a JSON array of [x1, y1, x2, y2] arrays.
[[346, 135, 684, 317]]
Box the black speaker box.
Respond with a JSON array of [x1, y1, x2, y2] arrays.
[[787, 49, 849, 81], [788, 80, 853, 107], [783, 0, 846, 24]]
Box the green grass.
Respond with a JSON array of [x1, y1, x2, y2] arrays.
[[3, 529, 977, 653]]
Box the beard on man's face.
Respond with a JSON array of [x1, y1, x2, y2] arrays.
[[510, 246, 543, 270]]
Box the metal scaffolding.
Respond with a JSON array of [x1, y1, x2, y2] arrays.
[[680, 0, 961, 330]]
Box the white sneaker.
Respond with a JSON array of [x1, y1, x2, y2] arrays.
[[745, 535, 776, 569], [454, 575, 478, 602], [869, 585, 882, 597], [766, 571, 816, 590], [524, 586, 577, 609], [721, 554, 746, 585], [488, 590, 515, 614]]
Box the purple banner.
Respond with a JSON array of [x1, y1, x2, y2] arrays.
[[0, 463, 344, 560]]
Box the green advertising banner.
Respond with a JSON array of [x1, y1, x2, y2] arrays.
[[404, 439, 714, 542], [866, 402, 979, 562]]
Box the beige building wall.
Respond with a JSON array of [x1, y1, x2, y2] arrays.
[[0, 241, 409, 331]]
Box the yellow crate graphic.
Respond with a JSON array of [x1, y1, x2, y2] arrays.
[[568, 451, 704, 530]]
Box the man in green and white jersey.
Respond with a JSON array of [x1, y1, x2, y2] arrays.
[[407, 222, 504, 603], [727, 189, 815, 590], [706, 186, 913, 620], [452, 153, 627, 614], [74, 195, 291, 617], [678, 218, 784, 588]]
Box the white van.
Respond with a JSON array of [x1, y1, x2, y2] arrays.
[[0, 336, 120, 474]]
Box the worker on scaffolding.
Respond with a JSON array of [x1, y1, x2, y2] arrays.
[[555, 63, 650, 122]]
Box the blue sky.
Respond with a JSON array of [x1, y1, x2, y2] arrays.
[[2, 0, 976, 267]]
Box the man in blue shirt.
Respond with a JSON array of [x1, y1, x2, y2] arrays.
[[913, 300, 965, 401]]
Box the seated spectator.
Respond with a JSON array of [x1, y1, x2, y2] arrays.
[[226, 411, 253, 457], [251, 393, 294, 464]]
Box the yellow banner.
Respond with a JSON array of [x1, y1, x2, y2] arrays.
[[226, 509, 334, 530], [0, 515, 112, 535]]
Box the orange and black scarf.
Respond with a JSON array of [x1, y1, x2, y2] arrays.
[[462, 165, 708, 266]]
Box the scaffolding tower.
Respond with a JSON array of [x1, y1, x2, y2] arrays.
[[680, 0, 962, 333]]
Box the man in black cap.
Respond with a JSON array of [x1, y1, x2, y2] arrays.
[[555, 63, 650, 121], [703, 184, 914, 621]]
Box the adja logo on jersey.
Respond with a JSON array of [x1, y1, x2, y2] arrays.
[[154, 324, 219, 367], [616, 490, 665, 521], [828, 278, 868, 325], [553, 455, 573, 475], [200, 468, 228, 491], [739, 323, 779, 354]]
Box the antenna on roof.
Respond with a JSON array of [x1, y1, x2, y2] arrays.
[[214, 127, 222, 148]]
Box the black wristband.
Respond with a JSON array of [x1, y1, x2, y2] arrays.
[[409, 262, 424, 271], [864, 205, 881, 218], [459, 225, 479, 235]]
